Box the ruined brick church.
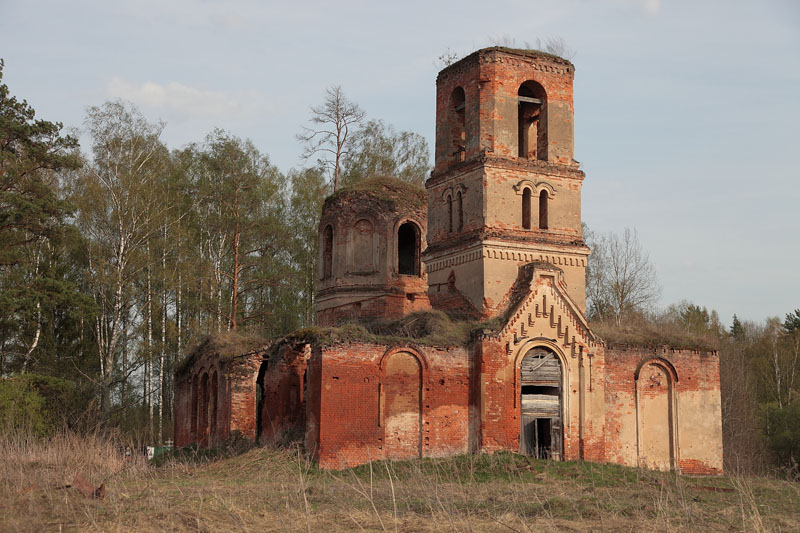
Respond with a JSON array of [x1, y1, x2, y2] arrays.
[[174, 48, 723, 474]]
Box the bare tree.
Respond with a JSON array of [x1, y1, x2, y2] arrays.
[[586, 227, 661, 324], [297, 86, 365, 191]]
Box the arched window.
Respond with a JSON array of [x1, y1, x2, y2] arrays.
[[199, 372, 209, 447], [539, 190, 549, 230], [322, 225, 333, 279], [210, 371, 218, 444], [522, 188, 531, 230], [398, 221, 420, 276], [456, 191, 463, 231], [450, 87, 466, 163], [446, 194, 453, 233], [518, 81, 547, 161]]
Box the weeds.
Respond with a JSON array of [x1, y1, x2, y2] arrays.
[[1, 433, 799, 531]]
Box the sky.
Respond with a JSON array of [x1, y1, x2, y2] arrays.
[[1, 0, 798, 324]]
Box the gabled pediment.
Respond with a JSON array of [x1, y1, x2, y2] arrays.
[[497, 262, 596, 357]]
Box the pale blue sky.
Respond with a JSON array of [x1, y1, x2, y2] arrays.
[[1, 0, 798, 324]]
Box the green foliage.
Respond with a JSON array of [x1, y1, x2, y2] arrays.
[[763, 401, 800, 469], [286, 167, 328, 328], [0, 373, 78, 436], [0, 59, 81, 266], [340, 119, 431, 187], [731, 314, 744, 339], [0, 59, 85, 373], [784, 310, 800, 333]]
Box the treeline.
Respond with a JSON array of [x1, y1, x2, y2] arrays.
[[0, 63, 429, 443]]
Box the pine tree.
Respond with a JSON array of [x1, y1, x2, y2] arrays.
[[0, 59, 83, 372], [731, 314, 744, 340]]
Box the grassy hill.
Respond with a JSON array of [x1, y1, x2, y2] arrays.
[[1, 433, 798, 532]]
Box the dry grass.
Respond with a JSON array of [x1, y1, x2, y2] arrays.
[[590, 316, 719, 351], [1, 435, 799, 532]]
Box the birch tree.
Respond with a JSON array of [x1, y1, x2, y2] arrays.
[[195, 130, 285, 332], [74, 100, 169, 413]]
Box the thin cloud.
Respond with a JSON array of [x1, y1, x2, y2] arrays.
[[644, 0, 661, 16], [106, 77, 264, 119]]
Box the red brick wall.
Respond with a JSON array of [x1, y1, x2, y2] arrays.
[[258, 344, 308, 443], [312, 342, 472, 469], [174, 338, 722, 475], [434, 48, 575, 173], [173, 350, 261, 448], [603, 345, 723, 475], [475, 335, 607, 462]]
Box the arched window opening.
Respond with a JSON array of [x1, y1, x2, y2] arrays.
[[210, 371, 218, 444], [199, 373, 209, 447], [450, 87, 466, 163], [518, 82, 547, 161], [256, 360, 268, 442], [539, 190, 549, 230], [398, 222, 420, 276], [457, 191, 464, 231], [447, 194, 453, 233], [522, 188, 531, 230], [190, 375, 198, 440], [322, 225, 333, 279]]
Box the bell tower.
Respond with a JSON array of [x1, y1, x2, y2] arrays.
[[423, 47, 590, 317]]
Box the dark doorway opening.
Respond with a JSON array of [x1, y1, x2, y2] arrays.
[[519, 347, 563, 460], [255, 360, 268, 443]]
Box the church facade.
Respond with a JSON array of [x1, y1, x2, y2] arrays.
[[174, 48, 723, 474]]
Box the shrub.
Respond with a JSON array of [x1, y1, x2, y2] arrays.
[[0, 374, 78, 436], [763, 401, 800, 470]]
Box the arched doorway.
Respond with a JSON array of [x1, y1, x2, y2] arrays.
[[519, 347, 563, 459], [636, 360, 676, 470], [255, 360, 269, 443], [383, 351, 423, 458], [199, 372, 209, 447]]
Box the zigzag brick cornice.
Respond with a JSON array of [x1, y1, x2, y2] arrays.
[[491, 267, 596, 355]]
